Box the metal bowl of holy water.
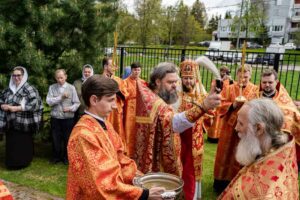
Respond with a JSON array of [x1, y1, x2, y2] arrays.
[[133, 172, 184, 199]]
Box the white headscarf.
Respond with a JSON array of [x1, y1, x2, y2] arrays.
[[9, 66, 28, 94], [81, 64, 94, 82]]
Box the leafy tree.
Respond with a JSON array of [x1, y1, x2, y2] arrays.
[[225, 11, 232, 19], [249, 0, 270, 45], [158, 6, 177, 45], [0, 0, 118, 95], [117, 10, 139, 45], [134, 0, 162, 47], [293, 29, 300, 47], [230, 0, 269, 44], [206, 15, 219, 34], [190, 0, 207, 28], [172, 1, 201, 47], [256, 23, 270, 47]]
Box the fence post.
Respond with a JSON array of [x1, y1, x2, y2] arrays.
[[120, 47, 124, 76], [273, 53, 280, 72], [181, 49, 186, 62]]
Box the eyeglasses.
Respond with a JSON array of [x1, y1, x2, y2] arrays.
[[12, 74, 23, 77]]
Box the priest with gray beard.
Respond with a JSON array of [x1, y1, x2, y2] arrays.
[[133, 62, 221, 175], [218, 98, 299, 199]]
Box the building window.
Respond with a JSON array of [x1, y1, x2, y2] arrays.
[[276, 0, 282, 5], [272, 25, 283, 31], [291, 22, 300, 28]]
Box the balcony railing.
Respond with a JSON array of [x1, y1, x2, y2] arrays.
[[291, 15, 300, 22]]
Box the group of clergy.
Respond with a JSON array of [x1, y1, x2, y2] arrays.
[[77, 56, 299, 200], [1, 54, 299, 199]]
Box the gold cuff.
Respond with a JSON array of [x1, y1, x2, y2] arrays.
[[185, 106, 205, 123]]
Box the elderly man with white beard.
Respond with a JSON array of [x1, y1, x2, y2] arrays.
[[218, 98, 299, 200]]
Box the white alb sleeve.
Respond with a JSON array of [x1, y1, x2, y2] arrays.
[[172, 112, 194, 133]]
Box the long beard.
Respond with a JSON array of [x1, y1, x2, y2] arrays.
[[235, 125, 262, 166], [158, 87, 178, 104], [182, 84, 194, 93]]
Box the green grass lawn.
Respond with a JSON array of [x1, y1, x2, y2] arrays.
[[0, 140, 67, 197], [0, 134, 299, 199]]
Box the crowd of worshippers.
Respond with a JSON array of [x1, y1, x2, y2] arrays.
[[0, 56, 299, 200]]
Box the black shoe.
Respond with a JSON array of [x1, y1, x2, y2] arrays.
[[63, 160, 69, 165], [49, 159, 60, 164], [7, 165, 28, 170]]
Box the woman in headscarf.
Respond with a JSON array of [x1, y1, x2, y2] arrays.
[[73, 64, 94, 121], [0, 66, 43, 169]]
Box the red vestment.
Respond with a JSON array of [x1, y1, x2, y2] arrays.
[[133, 81, 182, 176], [178, 91, 212, 200], [66, 115, 143, 200], [0, 180, 13, 200], [218, 138, 299, 200], [107, 76, 128, 148], [260, 83, 300, 166], [123, 77, 147, 157], [208, 79, 234, 142], [133, 81, 207, 176], [214, 82, 258, 189]]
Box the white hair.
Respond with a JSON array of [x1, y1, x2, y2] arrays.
[[236, 124, 262, 166], [246, 98, 288, 149]]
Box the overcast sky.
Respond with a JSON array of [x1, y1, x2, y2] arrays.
[[123, 0, 241, 18]]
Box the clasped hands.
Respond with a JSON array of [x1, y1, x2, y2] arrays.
[[62, 92, 70, 99], [1, 104, 22, 112], [62, 92, 71, 112]]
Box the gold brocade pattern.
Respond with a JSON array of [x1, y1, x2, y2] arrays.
[[133, 81, 182, 176], [0, 181, 13, 200], [135, 98, 164, 124], [123, 77, 147, 158], [180, 60, 197, 77], [214, 82, 259, 181], [208, 79, 234, 140], [66, 115, 142, 200], [185, 106, 205, 123], [107, 76, 128, 150], [260, 84, 300, 145], [178, 91, 208, 180], [218, 138, 299, 200]]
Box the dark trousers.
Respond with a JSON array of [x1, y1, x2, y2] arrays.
[[50, 118, 74, 162], [6, 129, 33, 169]]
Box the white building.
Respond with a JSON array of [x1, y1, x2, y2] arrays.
[[217, 0, 300, 44], [290, 0, 300, 40]]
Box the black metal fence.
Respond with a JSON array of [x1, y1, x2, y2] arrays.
[[114, 46, 300, 100]]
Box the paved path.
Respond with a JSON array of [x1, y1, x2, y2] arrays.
[[2, 180, 64, 200]]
